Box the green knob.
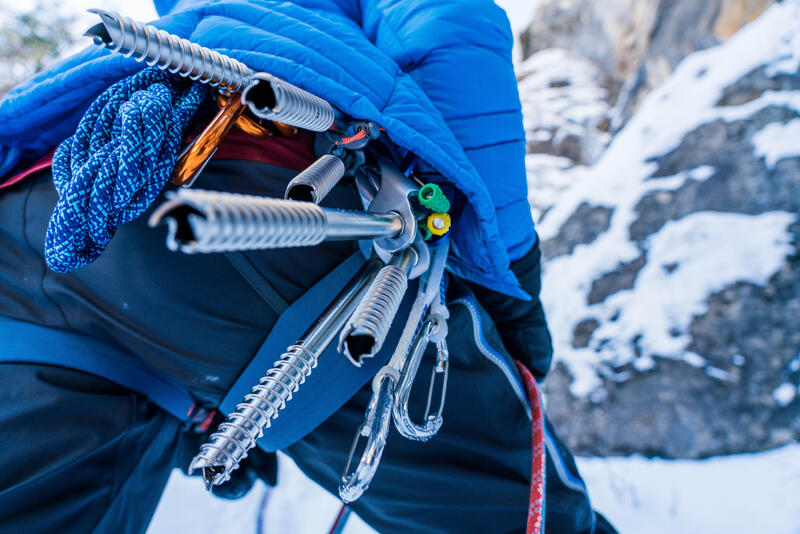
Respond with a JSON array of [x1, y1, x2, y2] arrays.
[[418, 183, 450, 213]]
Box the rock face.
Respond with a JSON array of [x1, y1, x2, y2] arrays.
[[524, 1, 800, 458], [516, 0, 774, 219], [520, 0, 773, 126]]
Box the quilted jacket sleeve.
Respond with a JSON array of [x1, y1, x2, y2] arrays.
[[353, 0, 536, 261]]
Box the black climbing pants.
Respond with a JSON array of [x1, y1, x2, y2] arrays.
[[0, 160, 615, 534]]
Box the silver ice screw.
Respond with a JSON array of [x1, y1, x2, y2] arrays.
[[86, 9, 335, 131], [190, 259, 383, 488], [284, 154, 346, 204], [338, 247, 417, 365], [86, 9, 252, 91], [148, 189, 403, 254]]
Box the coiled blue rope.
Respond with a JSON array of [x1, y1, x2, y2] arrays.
[[46, 67, 208, 272]]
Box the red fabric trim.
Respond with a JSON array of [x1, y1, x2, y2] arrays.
[[1, 149, 55, 190], [516, 361, 546, 534], [0, 127, 316, 192], [210, 128, 317, 171]]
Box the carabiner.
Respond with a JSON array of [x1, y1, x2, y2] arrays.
[[339, 370, 396, 503], [392, 319, 449, 441]]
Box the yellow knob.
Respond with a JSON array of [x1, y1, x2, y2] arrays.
[[426, 213, 451, 236]]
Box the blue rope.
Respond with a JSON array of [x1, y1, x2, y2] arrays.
[[45, 67, 208, 273]]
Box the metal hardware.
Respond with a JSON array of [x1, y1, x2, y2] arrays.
[[366, 160, 418, 255], [215, 93, 275, 138], [285, 154, 346, 204], [191, 258, 383, 488], [241, 72, 334, 132], [86, 10, 335, 131], [339, 371, 395, 503], [171, 93, 247, 187], [337, 242, 449, 502], [338, 247, 416, 366], [392, 319, 449, 441], [86, 9, 252, 91], [148, 189, 403, 254]]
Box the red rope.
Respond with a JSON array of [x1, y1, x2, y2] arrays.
[[515, 361, 546, 534], [326, 504, 351, 534]]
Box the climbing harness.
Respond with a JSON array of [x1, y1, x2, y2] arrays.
[[82, 10, 459, 492], [32, 6, 471, 506]]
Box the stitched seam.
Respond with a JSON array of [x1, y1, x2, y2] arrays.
[[224, 251, 288, 315], [451, 297, 531, 419], [462, 138, 523, 152], [544, 425, 587, 494], [443, 108, 522, 123]]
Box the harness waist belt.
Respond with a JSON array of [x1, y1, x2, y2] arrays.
[[0, 314, 197, 421], [0, 251, 415, 451]]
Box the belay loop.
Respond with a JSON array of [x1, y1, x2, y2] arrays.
[[45, 67, 208, 272]]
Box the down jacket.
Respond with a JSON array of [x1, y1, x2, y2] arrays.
[[0, 0, 536, 298]]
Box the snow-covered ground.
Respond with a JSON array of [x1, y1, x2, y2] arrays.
[[579, 444, 800, 534], [149, 445, 800, 534]]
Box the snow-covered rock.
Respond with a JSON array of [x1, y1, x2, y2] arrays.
[[517, 49, 612, 165], [520, 0, 774, 127], [533, 0, 800, 457], [516, 48, 613, 219]]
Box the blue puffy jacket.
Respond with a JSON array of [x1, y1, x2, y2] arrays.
[[0, 0, 535, 298]]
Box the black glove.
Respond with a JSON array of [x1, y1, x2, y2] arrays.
[[467, 241, 553, 381]]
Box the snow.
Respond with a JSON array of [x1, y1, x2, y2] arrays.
[[592, 211, 792, 378], [494, 0, 538, 34], [533, 0, 800, 397], [549, 210, 794, 396], [752, 118, 800, 168], [773, 383, 797, 408], [148, 454, 377, 534], [525, 154, 587, 220], [578, 444, 800, 534], [517, 48, 614, 218], [149, 445, 800, 534], [537, 0, 800, 240], [517, 48, 612, 165]]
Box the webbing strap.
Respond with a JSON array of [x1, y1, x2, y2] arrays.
[[223, 250, 416, 452], [0, 251, 412, 450], [0, 315, 197, 421], [224, 251, 289, 315]]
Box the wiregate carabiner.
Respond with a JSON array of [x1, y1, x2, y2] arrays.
[[392, 318, 450, 441]]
